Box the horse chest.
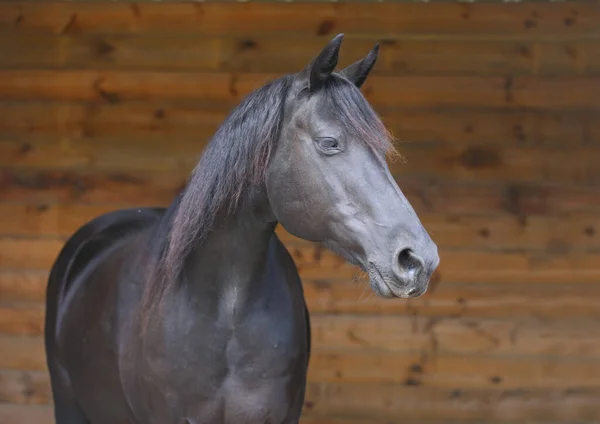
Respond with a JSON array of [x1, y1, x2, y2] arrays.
[[137, 290, 308, 424]]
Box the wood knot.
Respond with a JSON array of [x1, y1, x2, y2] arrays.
[[20, 143, 33, 154], [93, 39, 115, 57], [238, 39, 257, 51], [459, 146, 501, 170], [404, 377, 421, 387], [410, 364, 423, 373], [316, 19, 335, 36], [490, 376, 503, 384]]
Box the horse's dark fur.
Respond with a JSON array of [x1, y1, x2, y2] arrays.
[[45, 34, 439, 424]]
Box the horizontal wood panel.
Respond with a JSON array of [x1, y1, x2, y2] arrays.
[[3, 168, 600, 216], [303, 383, 600, 422], [1, 2, 599, 38], [1, 353, 600, 413], [291, 246, 600, 284], [0, 271, 48, 304], [0, 373, 597, 424], [2, 136, 599, 185], [0, 305, 43, 337], [0, 337, 46, 371], [3, 34, 600, 77], [2, 237, 600, 284], [3, 310, 600, 360], [303, 280, 600, 318], [0, 404, 497, 424], [3, 334, 600, 389], [1, 70, 599, 110], [2, 204, 599, 251], [3, 271, 600, 319], [0, 370, 50, 405], [2, 101, 598, 147], [0, 404, 53, 424]]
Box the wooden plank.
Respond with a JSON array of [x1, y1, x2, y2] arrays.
[[3, 270, 600, 319], [0, 370, 51, 405], [1, 2, 599, 38], [308, 315, 600, 358], [2, 204, 600, 251], [1, 101, 597, 147], [291, 246, 600, 284], [0, 271, 48, 304], [0, 101, 226, 142], [0, 305, 43, 337], [3, 34, 600, 77], [0, 137, 201, 173], [3, 135, 600, 185], [395, 144, 600, 186], [0, 404, 477, 424], [302, 419, 477, 424], [307, 351, 600, 389], [1, 344, 599, 421], [4, 268, 600, 320], [2, 168, 600, 215], [303, 280, 600, 318], [0, 238, 64, 270], [0, 404, 53, 424], [2, 333, 600, 389], [303, 383, 600, 422], [1, 70, 599, 110], [0, 336, 46, 371], [0, 168, 189, 206], [3, 313, 600, 363], [2, 236, 600, 283], [388, 108, 600, 147]]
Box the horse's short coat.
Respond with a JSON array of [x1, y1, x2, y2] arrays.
[[45, 34, 439, 424]]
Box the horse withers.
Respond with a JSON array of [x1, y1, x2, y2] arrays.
[[44, 34, 439, 424]]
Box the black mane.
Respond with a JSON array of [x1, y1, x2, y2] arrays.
[[141, 72, 396, 317]]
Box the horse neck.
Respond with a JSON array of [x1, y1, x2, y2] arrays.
[[181, 188, 277, 304]]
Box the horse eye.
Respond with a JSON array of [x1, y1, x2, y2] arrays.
[[316, 137, 340, 152]]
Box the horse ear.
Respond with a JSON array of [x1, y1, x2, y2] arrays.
[[305, 33, 344, 91], [340, 43, 379, 88]]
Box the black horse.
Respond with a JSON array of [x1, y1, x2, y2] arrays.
[[44, 34, 439, 424]]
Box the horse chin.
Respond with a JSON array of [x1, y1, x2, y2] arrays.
[[368, 265, 423, 299]]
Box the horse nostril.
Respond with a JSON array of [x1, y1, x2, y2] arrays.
[[406, 288, 418, 297], [397, 248, 423, 276]]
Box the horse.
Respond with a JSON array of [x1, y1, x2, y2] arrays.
[[44, 34, 440, 424]]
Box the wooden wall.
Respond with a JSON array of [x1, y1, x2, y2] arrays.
[[1, 1, 600, 423]]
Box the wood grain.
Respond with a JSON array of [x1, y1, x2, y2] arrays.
[[0, 271, 49, 304], [3, 313, 600, 361], [0, 404, 53, 424], [303, 383, 600, 421], [3, 34, 600, 77], [2, 101, 598, 147], [2, 236, 600, 284], [2, 333, 600, 390], [2, 204, 600, 251], [1, 2, 599, 38], [1, 70, 599, 110], [2, 168, 600, 215], [3, 270, 600, 319], [2, 136, 599, 185], [1, 1, 599, 422], [0, 370, 50, 405]]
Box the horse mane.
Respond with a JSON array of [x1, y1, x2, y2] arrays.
[[140, 71, 397, 321]]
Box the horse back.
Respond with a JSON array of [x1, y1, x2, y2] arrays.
[[45, 206, 166, 361]]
